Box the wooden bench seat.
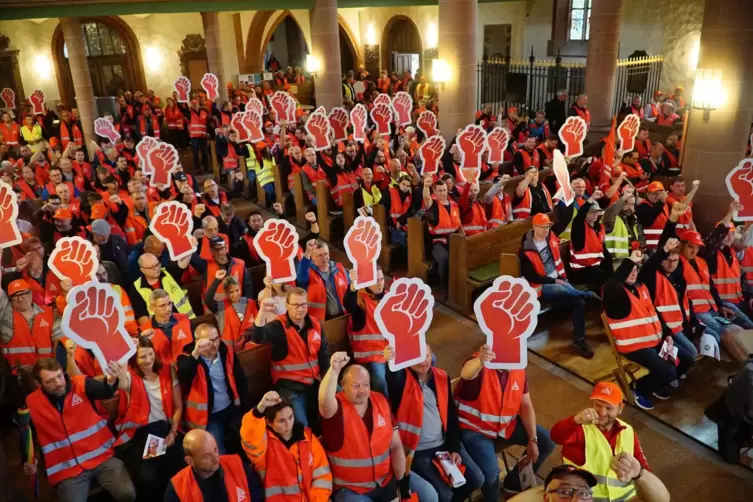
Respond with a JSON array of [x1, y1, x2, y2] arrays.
[[315, 180, 344, 242]]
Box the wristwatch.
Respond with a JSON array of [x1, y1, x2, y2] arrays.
[[528, 436, 538, 444], [632, 466, 644, 481]]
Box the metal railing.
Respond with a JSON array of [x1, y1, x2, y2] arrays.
[[612, 55, 664, 115]]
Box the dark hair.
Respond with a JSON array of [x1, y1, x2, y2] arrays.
[[131, 336, 163, 377], [263, 398, 294, 422], [670, 175, 685, 185], [249, 210, 263, 218], [639, 126, 648, 133], [33, 358, 62, 381], [546, 134, 559, 142]]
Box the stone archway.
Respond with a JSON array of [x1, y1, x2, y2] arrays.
[[246, 10, 309, 73], [259, 11, 308, 71], [338, 14, 363, 74], [381, 15, 423, 76]]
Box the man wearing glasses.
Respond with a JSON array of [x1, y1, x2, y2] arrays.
[[130, 251, 195, 327], [0, 280, 56, 371]]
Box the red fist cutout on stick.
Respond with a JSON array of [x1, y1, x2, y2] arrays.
[[231, 112, 251, 143], [617, 114, 640, 154], [1, 88, 15, 109], [48, 237, 99, 286], [247, 97, 266, 118], [174, 77, 191, 103], [243, 110, 264, 143], [374, 93, 391, 107], [419, 136, 446, 175], [371, 103, 393, 137], [62, 282, 136, 370], [253, 219, 300, 283], [552, 149, 573, 206], [725, 158, 753, 220], [392, 92, 413, 126], [457, 124, 487, 170], [0, 180, 22, 249], [461, 168, 480, 185], [416, 110, 438, 138], [201, 73, 219, 101], [474, 276, 540, 369], [29, 90, 45, 115], [344, 216, 382, 288], [558, 116, 587, 159], [485, 127, 509, 164], [271, 91, 296, 124], [375, 278, 435, 371], [94, 117, 121, 144], [350, 104, 368, 143], [147, 142, 179, 186], [150, 201, 196, 260], [328, 107, 350, 142], [306, 110, 331, 151], [136, 136, 158, 174]]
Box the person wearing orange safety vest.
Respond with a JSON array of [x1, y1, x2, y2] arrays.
[[1, 280, 56, 372], [115, 190, 154, 246], [459, 182, 489, 236], [512, 166, 553, 221], [636, 181, 669, 250], [483, 175, 513, 228], [734, 224, 753, 299], [633, 127, 652, 159], [241, 390, 333, 502], [204, 270, 259, 352], [0, 110, 20, 153], [656, 102, 680, 126], [454, 344, 555, 497], [379, 174, 413, 245], [296, 240, 349, 321], [568, 195, 610, 291], [603, 249, 683, 411], [569, 95, 591, 130], [666, 176, 699, 232], [423, 177, 463, 287], [249, 287, 331, 428], [58, 109, 84, 151], [512, 137, 541, 176], [140, 289, 195, 365], [198, 237, 250, 303], [177, 323, 248, 453], [24, 358, 137, 501], [136, 106, 161, 140], [182, 100, 211, 173], [644, 91, 664, 121]]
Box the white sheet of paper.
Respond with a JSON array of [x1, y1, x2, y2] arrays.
[[435, 451, 466, 488], [518, 456, 537, 490], [698, 332, 721, 361]]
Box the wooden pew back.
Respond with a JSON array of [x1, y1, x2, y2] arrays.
[[407, 217, 430, 282], [237, 344, 273, 403], [323, 314, 351, 355], [373, 204, 393, 271], [293, 172, 307, 226]]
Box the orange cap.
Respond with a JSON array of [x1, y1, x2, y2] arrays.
[[90, 203, 108, 220], [679, 230, 704, 247], [589, 382, 623, 406], [647, 181, 665, 193], [53, 207, 73, 220], [49, 137, 59, 149], [532, 213, 552, 226], [8, 279, 31, 297]]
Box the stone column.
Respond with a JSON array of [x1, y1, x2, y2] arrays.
[[680, 0, 753, 231], [583, 0, 623, 131], [438, 0, 477, 141], [60, 18, 97, 158], [310, 0, 342, 109], [201, 12, 226, 92]]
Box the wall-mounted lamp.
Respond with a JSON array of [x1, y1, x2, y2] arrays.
[[144, 46, 163, 74], [366, 23, 377, 46], [306, 54, 321, 77], [426, 22, 438, 49], [432, 59, 450, 91], [34, 54, 52, 78], [691, 67, 723, 121]]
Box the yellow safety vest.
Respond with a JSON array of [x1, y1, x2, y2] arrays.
[[20, 124, 44, 153], [361, 185, 382, 206], [564, 420, 637, 502], [246, 146, 275, 187], [605, 216, 634, 259], [133, 271, 195, 319]]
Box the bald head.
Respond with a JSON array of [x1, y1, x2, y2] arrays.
[[342, 364, 371, 404], [183, 430, 220, 478]]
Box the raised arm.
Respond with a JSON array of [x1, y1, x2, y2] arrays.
[[318, 351, 349, 419]]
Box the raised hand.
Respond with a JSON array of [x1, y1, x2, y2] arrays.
[[374, 93, 391, 107], [254, 219, 299, 282], [147, 142, 179, 186], [419, 135, 446, 175], [94, 117, 121, 144], [48, 237, 99, 286], [1, 88, 15, 109], [344, 216, 382, 287], [485, 127, 509, 164], [350, 104, 368, 143], [416, 110, 438, 138], [305, 110, 331, 150], [136, 136, 159, 175], [330, 351, 351, 373], [230, 112, 250, 142], [374, 278, 435, 370], [574, 407, 601, 425], [242, 110, 264, 142], [473, 276, 540, 369], [392, 92, 413, 126], [618, 114, 640, 153], [174, 77, 191, 103], [150, 201, 196, 260], [725, 159, 753, 220], [559, 116, 587, 159], [30, 89, 45, 114], [371, 103, 393, 137], [0, 180, 22, 249], [62, 282, 135, 368], [271, 91, 296, 123], [457, 124, 487, 169], [201, 73, 219, 101], [552, 149, 573, 205], [328, 107, 350, 142], [247, 97, 266, 118], [258, 391, 282, 413]]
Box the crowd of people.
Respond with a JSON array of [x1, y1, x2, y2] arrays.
[[0, 66, 747, 502]]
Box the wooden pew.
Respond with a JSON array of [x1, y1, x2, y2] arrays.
[[256, 177, 268, 208], [293, 172, 307, 227], [373, 204, 394, 271], [185, 280, 205, 317], [315, 180, 343, 242], [237, 344, 273, 403], [342, 190, 356, 233], [273, 163, 285, 210], [407, 217, 430, 282], [209, 140, 220, 180], [323, 314, 352, 355]]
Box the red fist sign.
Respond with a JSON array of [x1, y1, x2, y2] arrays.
[[62, 282, 136, 370], [485, 127, 509, 164], [344, 216, 382, 288], [1, 88, 15, 109], [201, 73, 219, 101], [416, 110, 438, 138], [29, 90, 45, 115], [458, 124, 487, 170], [243, 110, 264, 143], [94, 117, 121, 144], [48, 237, 99, 286], [725, 158, 753, 220], [474, 276, 540, 369], [374, 93, 391, 108], [174, 76, 191, 103], [328, 107, 350, 142], [136, 136, 158, 174], [150, 201, 196, 260], [253, 219, 300, 283], [350, 104, 368, 143], [146, 142, 179, 187], [392, 91, 413, 126], [552, 149, 573, 206], [271, 91, 296, 124], [306, 109, 331, 151], [617, 114, 640, 154], [375, 278, 434, 371], [0, 180, 22, 249], [247, 97, 266, 118], [558, 116, 587, 159], [419, 135, 446, 175], [371, 103, 392, 137], [231, 112, 251, 143]]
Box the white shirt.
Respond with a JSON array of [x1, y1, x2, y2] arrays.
[[143, 374, 178, 424]]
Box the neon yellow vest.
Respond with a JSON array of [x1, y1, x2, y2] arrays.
[[134, 271, 195, 319], [20, 124, 44, 152], [564, 420, 637, 502], [246, 146, 275, 187], [605, 216, 633, 259], [361, 185, 382, 206]]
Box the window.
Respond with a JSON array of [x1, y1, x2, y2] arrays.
[[569, 0, 592, 41], [63, 22, 127, 58]]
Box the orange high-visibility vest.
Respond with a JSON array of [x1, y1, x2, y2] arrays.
[[205, 258, 246, 302], [306, 263, 348, 321], [189, 110, 209, 139], [218, 298, 258, 352], [286, 157, 305, 190], [573, 107, 591, 128], [1, 308, 54, 367], [666, 194, 693, 231], [115, 366, 174, 446], [681, 256, 715, 313], [165, 106, 185, 130], [639, 200, 669, 249], [23, 270, 60, 307], [123, 204, 154, 246], [332, 171, 358, 208], [605, 284, 662, 354], [634, 139, 652, 159], [454, 365, 526, 439], [27, 375, 116, 485], [183, 347, 240, 430], [73, 347, 102, 378], [263, 426, 322, 501], [740, 246, 753, 290], [224, 143, 240, 171], [326, 392, 394, 493], [171, 455, 250, 502], [654, 271, 690, 335], [428, 201, 461, 245], [347, 294, 387, 363], [0, 122, 20, 146], [523, 233, 567, 297], [388, 186, 411, 227], [462, 200, 489, 236], [657, 113, 679, 126], [519, 148, 540, 173], [487, 192, 511, 228], [569, 223, 605, 269], [712, 251, 743, 305], [512, 185, 552, 221], [146, 314, 193, 365], [59, 121, 83, 150], [271, 314, 322, 385], [138, 115, 161, 140]]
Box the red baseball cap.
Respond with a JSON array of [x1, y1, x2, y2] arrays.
[[647, 181, 666, 193], [590, 382, 623, 406], [90, 203, 108, 221], [532, 213, 551, 226], [53, 207, 73, 220], [8, 279, 31, 297], [680, 230, 704, 247]]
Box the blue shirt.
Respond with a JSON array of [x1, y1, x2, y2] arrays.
[[201, 355, 230, 413]]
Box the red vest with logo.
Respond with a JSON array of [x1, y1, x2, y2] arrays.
[[271, 314, 322, 385], [396, 368, 449, 465], [605, 284, 662, 354], [681, 256, 715, 313], [523, 233, 567, 296], [183, 348, 240, 430], [60, 121, 83, 150], [205, 259, 246, 302], [148, 314, 194, 365], [189, 110, 209, 139], [428, 201, 461, 245], [171, 455, 250, 502], [1, 308, 54, 368], [388, 186, 412, 227], [0, 122, 20, 146], [306, 263, 348, 321], [347, 294, 387, 363], [455, 366, 526, 439], [712, 251, 743, 305], [654, 271, 690, 335], [639, 201, 669, 249], [220, 298, 258, 351], [138, 115, 161, 140], [115, 366, 174, 446], [512, 185, 552, 220], [569, 223, 605, 269]]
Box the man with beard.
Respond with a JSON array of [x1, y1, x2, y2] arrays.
[[603, 186, 644, 267]]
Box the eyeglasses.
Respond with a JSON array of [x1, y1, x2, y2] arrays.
[[153, 301, 173, 309], [546, 488, 593, 500], [141, 263, 161, 271], [287, 302, 307, 309]]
